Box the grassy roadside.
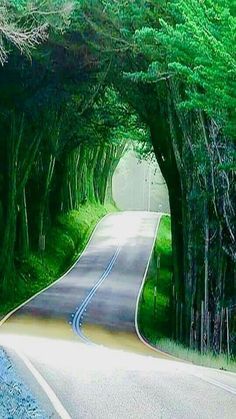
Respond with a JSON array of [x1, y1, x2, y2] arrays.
[[138, 214, 236, 372], [138, 215, 172, 343], [0, 203, 116, 318], [157, 339, 236, 372]]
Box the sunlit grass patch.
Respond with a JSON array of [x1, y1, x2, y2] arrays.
[[155, 215, 172, 267], [138, 215, 172, 342], [157, 338, 236, 372]]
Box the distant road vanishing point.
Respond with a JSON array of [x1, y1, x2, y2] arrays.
[[1, 212, 236, 419]]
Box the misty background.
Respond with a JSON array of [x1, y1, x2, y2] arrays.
[[113, 151, 170, 213]]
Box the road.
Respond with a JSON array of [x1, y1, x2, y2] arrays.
[[0, 211, 236, 419]]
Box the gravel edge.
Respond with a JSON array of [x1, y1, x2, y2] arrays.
[[0, 346, 49, 418]]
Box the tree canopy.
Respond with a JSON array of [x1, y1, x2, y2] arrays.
[[0, 0, 235, 355]]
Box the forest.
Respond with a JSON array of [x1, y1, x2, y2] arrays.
[[0, 0, 235, 357]]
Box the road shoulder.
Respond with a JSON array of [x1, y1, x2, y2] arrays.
[[1, 345, 59, 418]]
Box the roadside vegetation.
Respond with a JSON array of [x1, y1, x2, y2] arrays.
[[139, 215, 236, 372], [0, 203, 116, 318], [0, 1, 235, 358], [139, 216, 172, 342], [157, 339, 236, 373]]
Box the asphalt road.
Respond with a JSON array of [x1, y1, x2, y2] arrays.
[[1, 211, 236, 419]]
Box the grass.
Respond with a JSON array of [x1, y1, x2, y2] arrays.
[[0, 202, 116, 318], [158, 339, 236, 373], [138, 215, 172, 342], [138, 214, 236, 373]]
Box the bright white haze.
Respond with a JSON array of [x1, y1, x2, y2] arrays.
[[112, 151, 170, 213]]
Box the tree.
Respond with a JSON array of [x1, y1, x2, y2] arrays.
[[0, 22, 134, 298], [76, 0, 236, 352]]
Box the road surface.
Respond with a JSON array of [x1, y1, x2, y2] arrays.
[[0, 211, 236, 419]]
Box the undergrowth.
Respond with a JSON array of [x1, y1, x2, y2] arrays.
[[158, 339, 236, 372], [138, 215, 172, 342], [138, 214, 236, 372], [0, 203, 116, 317]]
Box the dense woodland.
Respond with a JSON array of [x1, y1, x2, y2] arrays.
[[0, 1, 235, 356]]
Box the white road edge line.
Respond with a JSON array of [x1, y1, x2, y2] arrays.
[[197, 375, 236, 395], [16, 349, 72, 418], [0, 212, 113, 417], [134, 212, 179, 361], [134, 213, 236, 374], [0, 213, 111, 327]]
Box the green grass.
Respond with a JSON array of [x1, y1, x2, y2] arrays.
[[0, 202, 116, 318], [154, 215, 172, 268], [138, 215, 172, 342], [158, 339, 236, 372], [138, 214, 236, 373]]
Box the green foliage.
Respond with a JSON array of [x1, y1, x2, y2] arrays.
[[157, 339, 236, 372], [138, 215, 173, 342], [85, 0, 236, 137], [0, 1, 139, 300], [78, 0, 235, 354], [0, 0, 73, 65], [0, 0, 235, 357], [132, 0, 236, 137], [0, 203, 116, 317], [155, 215, 172, 268]]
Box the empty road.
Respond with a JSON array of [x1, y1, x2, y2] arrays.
[[0, 212, 236, 418]]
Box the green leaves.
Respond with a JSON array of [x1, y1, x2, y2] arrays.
[[0, 0, 74, 65], [123, 0, 236, 138]]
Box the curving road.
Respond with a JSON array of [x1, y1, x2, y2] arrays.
[[0, 211, 236, 418]]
